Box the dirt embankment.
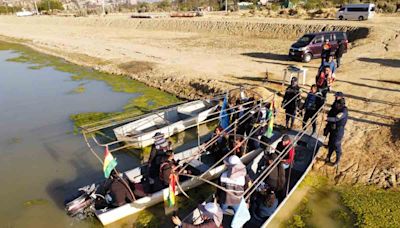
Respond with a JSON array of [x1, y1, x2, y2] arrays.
[[0, 15, 398, 188]]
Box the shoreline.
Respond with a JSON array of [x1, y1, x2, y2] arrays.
[[0, 15, 399, 188]]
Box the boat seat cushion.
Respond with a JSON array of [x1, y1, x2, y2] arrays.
[[189, 159, 209, 173]]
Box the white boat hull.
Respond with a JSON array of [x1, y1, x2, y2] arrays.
[[95, 148, 262, 226]]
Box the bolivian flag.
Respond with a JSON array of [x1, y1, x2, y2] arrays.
[[103, 146, 117, 178], [265, 100, 274, 138], [166, 174, 176, 207]]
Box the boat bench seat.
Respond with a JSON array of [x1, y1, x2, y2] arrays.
[[188, 159, 209, 173]]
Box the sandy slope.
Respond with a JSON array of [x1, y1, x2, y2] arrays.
[[0, 14, 398, 187]]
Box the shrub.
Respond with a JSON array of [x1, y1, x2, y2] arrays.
[[38, 0, 64, 12]]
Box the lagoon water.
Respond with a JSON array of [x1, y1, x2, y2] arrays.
[[0, 46, 180, 227]]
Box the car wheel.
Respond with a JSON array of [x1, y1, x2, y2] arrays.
[[358, 16, 364, 21], [303, 53, 312, 63], [339, 16, 343, 20]]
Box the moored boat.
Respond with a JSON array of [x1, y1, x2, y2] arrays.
[[113, 99, 218, 148], [181, 131, 323, 227]]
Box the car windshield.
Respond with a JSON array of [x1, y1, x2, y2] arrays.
[[297, 35, 315, 44]]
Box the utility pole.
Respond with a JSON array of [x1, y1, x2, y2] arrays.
[[225, 0, 227, 13], [102, 0, 105, 15], [34, 0, 38, 14], [47, 0, 50, 12]]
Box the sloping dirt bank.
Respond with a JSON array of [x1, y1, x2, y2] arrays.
[[0, 15, 398, 188]]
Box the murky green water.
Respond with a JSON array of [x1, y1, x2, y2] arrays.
[[0, 42, 183, 227]]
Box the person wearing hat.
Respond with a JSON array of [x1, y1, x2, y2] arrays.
[[171, 202, 223, 228], [148, 132, 171, 183], [217, 155, 250, 213], [321, 39, 332, 63], [282, 77, 301, 130], [324, 92, 348, 166]]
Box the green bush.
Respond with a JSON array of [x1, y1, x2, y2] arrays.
[[0, 6, 22, 14], [38, 0, 64, 12], [157, 0, 171, 11]]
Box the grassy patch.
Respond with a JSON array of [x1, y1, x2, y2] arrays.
[[69, 84, 86, 94], [134, 210, 160, 228], [286, 174, 400, 228], [336, 185, 400, 228]]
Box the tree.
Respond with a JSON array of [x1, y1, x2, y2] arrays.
[[38, 0, 64, 12]]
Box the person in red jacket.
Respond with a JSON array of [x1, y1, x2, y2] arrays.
[[275, 135, 295, 169]]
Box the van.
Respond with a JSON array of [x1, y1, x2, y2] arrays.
[[336, 3, 375, 21], [288, 31, 348, 63]]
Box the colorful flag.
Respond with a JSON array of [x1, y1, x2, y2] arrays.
[[265, 100, 274, 138], [219, 95, 230, 130], [166, 174, 176, 207], [103, 146, 117, 178], [231, 197, 251, 228]]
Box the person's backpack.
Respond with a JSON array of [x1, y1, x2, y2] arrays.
[[159, 161, 172, 183]]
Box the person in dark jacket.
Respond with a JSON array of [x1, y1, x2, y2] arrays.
[[282, 77, 301, 130], [172, 202, 223, 228], [108, 171, 135, 207], [335, 40, 346, 68], [148, 132, 171, 182], [321, 39, 332, 63], [250, 189, 279, 226], [209, 126, 229, 162], [324, 92, 348, 166], [302, 85, 322, 135], [257, 153, 286, 193]]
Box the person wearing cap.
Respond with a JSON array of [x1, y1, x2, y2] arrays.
[[282, 77, 301, 130], [275, 135, 295, 170], [324, 92, 348, 166], [217, 155, 250, 213], [321, 39, 332, 63], [171, 202, 223, 228], [148, 132, 171, 182]]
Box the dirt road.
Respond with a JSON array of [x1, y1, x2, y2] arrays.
[[0, 14, 398, 187]]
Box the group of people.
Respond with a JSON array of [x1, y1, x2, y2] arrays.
[[172, 133, 297, 228], [282, 38, 348, 166]]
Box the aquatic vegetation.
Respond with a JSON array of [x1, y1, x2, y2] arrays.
[[286, 173, 399, 228], [23, 199, 49, 207], [134, 210, 160, 228], [337, 185, 400, 228], [69, 84, 86, 94]]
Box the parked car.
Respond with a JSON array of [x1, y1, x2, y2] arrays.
[[288, 31, 348, 63], [336, 3, 375, 21]]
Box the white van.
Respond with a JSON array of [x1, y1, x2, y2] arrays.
[[336, 3, 375, 21]]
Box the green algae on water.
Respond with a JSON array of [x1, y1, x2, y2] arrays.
[[134, 210, 160, 228], [0, 40, 180, 129], [23, 199, 49, 207]]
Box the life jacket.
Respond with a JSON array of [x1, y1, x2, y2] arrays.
[[316, 72, 328, 88]]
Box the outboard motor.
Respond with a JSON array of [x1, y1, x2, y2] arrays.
[[65, 184, 104, 219]]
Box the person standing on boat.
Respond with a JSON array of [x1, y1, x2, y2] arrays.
[[171, 202, 223, 228], [159, 150, 178, 187], [217, 155, 250, 213], [275, 135, 295, 170], [282, 77, 301, 130], [324, 92, 348, 166], [209, 126, 229, 162], [148, 132, 171, 183]]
